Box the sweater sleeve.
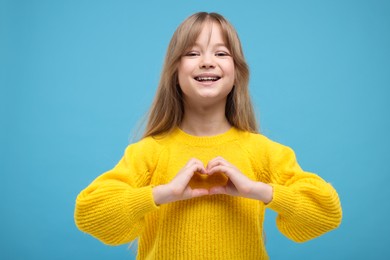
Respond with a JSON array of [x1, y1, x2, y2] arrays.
[[264, 141, 342, 242], [74, 138, 160, 245]]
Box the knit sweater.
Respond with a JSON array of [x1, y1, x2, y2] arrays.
[[74, 127, 342, 260]]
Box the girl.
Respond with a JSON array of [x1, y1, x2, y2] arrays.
[[75, 12, 342, 259]]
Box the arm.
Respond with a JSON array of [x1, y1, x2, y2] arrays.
[[74, 140, 159, 245], [206, 140, 342, 242], [264, 144, 342, 242]]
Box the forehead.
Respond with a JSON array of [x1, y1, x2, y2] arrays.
[[189, 21, 228, 49], [183, 19, 229, 50]]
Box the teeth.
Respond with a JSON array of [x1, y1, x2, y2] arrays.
[[195, 77, 220, 82]]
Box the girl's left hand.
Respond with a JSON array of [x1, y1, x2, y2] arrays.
[[206, 157, 273, 204]]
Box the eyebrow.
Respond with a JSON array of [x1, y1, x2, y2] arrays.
[[192, 42, 228, 49]]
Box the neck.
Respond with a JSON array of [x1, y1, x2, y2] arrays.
[[180, 103, 231, 136]]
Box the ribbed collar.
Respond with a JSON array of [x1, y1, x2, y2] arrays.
[[170, 127, 241, 146]]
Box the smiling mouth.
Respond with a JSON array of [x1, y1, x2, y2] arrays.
[[194, 76, 221, 82]]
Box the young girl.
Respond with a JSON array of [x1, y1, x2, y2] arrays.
[[75, 12, 342, 259]]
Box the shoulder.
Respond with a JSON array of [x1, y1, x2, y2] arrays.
[[236, 130, 295, 159], [125, 135, 165, 155], [124, 132, 176, 157], [118, 135, 171, 172]]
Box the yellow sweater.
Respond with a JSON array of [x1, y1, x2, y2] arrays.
[[74, 127, 342, 259]]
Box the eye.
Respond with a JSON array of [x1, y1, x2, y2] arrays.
[[215, 51, 231, 57], [184, 51, 199, 57]]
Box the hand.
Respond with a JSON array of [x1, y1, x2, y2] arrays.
[[153, 158, 210, 205], [206, 157, 273, 203]]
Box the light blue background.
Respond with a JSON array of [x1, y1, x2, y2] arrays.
[[1, 0, 389, 259]]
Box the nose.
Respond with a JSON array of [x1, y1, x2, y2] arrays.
[[199, 54, 215, 69]]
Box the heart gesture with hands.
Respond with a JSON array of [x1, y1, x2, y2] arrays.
[[152, 157, 273, 205]]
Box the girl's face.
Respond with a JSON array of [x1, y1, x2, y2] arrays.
[[177, 22, 235, 108]]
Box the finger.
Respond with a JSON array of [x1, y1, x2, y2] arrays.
[[213, 181, 241, 196], [180, 159, 205, 178], [207, 165, 246, 188], [181, 186, 209, 200], [207, 156, 226, 165], [178, 164, 203, 184], [188, 158, 207, 173], [191, 188, 209, 197], [186, 158, 206, 173], [206, 157, 229, 172], [209, 186, 227, 195], [207, 165, 232, 177], [185, 158, 202, 168], [175, 163, 208, 189]]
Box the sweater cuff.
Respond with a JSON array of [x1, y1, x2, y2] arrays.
[[266, 184, 298, 217], [124, 185, 159, 219]]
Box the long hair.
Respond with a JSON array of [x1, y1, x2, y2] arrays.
[[143, 12, 258, 138]]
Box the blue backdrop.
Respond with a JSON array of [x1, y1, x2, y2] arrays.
[[1, 0, 389, 259]]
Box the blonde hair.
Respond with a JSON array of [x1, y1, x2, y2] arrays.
[[143, 12, 258, 138]]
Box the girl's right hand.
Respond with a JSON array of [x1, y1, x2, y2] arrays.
[[152, 158, 209, 205]]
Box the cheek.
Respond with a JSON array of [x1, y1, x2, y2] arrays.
[[223, 60, 235, 75], [177, 66, 186, 86], [225, 64, 235, 84], [177, 62, 192, 84], [231, 66, 236, 80]]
